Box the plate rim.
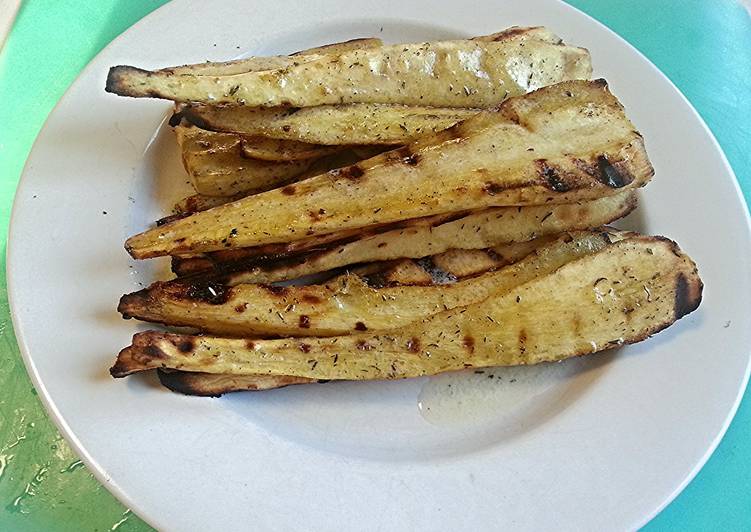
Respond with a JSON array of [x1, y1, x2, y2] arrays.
[[7, 1, 751, 529]]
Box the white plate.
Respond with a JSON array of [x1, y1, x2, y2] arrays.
[[8, 1, 751, 530]]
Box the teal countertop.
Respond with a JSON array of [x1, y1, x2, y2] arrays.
[[0, 1, 749, 529]]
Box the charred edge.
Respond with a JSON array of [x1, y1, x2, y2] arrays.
[[156, 212, 191, 226], [592, 78, 608, 89], [406, 338, 421, 353], [281, 185, 297, 195], [157, 370, 223, 397], [597, 155, 632, 188], [299, 315, 311, 328], [487, 26, 540, 41], [105, 66, 152, 95], [299, 343, 311, 353], [168, 111, 184, 127], [185, 281, 231, 304], [536, 160, 569, 192], [675, 273, 701, 319], [354, 321, 368, 331], [463, 336, 475, 354], [117, 290, 149, 318]]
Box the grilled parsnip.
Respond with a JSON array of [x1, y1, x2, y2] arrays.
[[182, 103, 480, 145], [106, 32, 590, 107], [179, 192, 636, 284], [111, 236, 702, 379], [126, 81, 652, 258], [176, 125, 313, 195], [163, 38, 383, 76], [119, 231, 619, 337]]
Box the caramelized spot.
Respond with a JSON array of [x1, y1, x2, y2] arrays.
[[518, 329, 527, 354], [597, 155, 632, 188], [406, 338, 421, 353], [299, 315, 311, 328], [281, 185, 296, 195], [483, 182, 505, 195], [262, 284, 288, 296], [245, 340, 255, 349], [299, 343, 311, 353], [536, 159, 569, 192], [337, 165, 365, 180], [301, 294, 322, 304], [356, 340, 371, 350], [354, 321, 368, 331], [234, 303, 247, 313], [185, 281, 230, 304], [463, 336, 475, 353], [177, 339, 194, 353], [145, 345, 166, 359]]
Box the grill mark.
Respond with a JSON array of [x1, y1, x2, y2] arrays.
[[518, 329, 527, 354], [597, 155, 632, 188], [336, 165, 365, 180], [416, 256, 458, 284], [536, 159, 569, 192], [262, 284, 288, 296], [177, 339, 194, 353]]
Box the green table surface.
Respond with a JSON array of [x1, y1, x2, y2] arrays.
[[1, 1, 749, 530]]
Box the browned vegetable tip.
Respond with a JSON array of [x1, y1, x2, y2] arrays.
[[117, 231, 622, 337], [111, 235, 702, 381], [125, 80, 652, 259]]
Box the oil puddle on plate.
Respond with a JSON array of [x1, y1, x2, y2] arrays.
[[418, 357, 600, 427]]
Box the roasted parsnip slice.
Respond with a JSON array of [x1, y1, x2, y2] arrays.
[[163, 38, 383, 76], [119, 231, 620, 337], [111, 236, 702, 379], [201, 192, 637, 285], [176, 125, 313, 195], [106, 34, 590, 107], [182, 103, 479, 146], [126, 81, 652, 258]]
